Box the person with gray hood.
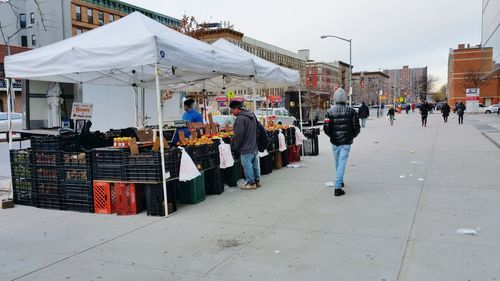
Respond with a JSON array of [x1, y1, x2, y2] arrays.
[[229, 100, 261, 190], [324, 88, 361, 196]]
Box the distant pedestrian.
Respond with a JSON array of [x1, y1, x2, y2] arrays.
[[411, 103, 416, 112], [453, 102, 458, 113], [405, 104, 411, 114], [456, 100, 466, 124], [230, 100, 261, 190], [420, 101, 429, 127], [441, 103, 451, 123], [387, 105, 395, 125], [358, 101, 370, 128], [324, 88, 361, 196]]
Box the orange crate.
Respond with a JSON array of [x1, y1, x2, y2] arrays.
[[93, 181, 116, 214], [115, 183, 142, 216]]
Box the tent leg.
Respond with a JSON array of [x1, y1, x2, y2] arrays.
[[7, 78, 13, 150], [298, 88, 304, 156], [155, 64, 169, 217], [252, 77, 257, 111]]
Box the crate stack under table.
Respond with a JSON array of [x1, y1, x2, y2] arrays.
[[60, 151, 94, 212], [10, 149, 34, 206]]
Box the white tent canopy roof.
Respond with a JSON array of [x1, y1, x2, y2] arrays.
[[4, 12, 256, 88], [169, 38, 301, 92]]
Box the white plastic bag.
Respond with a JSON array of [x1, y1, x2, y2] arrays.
[[218, 141, 234, 169], [278, 130, 287, 152], [179, 147, 201, 182], [259, 150, 269, 158], [294, 126, 307, 145]]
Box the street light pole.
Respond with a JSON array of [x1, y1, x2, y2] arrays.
[[320, 34, 352, 106]]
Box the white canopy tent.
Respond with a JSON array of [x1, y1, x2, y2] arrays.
[[5, 12, 257, 216]]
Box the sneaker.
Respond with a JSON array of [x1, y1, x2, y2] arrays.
[[241, 183, 257, 190], [334, 189, 346, 197], [256, 181, 262, 188]]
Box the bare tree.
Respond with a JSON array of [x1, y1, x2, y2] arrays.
[[460, 68, 491, 89], [174, 14, 209, 38]]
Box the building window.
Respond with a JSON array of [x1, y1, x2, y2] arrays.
[[76, 28, 82, 35], [20, 14, 26, 28], [21, 36, 28, 47], [87, 9, 93, 24], [98, 11, 104, 25], [31, 35, 36, 46], [109, 14, 114, 22], [30, 12, 35, 24], [75, 5, 81, 21]]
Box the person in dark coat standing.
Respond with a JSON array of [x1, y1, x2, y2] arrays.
[[456, 100, 466, 124], [441, 102, 451, 123], [420, 101, 429, 127], [358, 102, 370, 128], [323, 88, 361, 197], [387, 105, 396, 125]]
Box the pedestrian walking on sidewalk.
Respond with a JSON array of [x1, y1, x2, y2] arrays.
[[411, 103, 416, 112], [441, 102, 451, 123], [405, 104, 411, 114], [358, 101, 370, 128], [323, 88, 361, 196], [420, 101, 430, 127], [456, 100, 466, 124], [230, 100, 261, 190], [387, 105, 395, 125]]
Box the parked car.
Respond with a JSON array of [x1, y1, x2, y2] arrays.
[[211, 114, 236, 127], [0, 112, 23, 133], [483, 104, 500, 114], [255, 108, 296, 126]]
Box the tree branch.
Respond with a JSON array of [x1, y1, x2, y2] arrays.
[[34, 0, 48, 31]]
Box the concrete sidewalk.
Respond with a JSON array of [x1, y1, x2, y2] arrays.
[[0, 112, 499, 281]]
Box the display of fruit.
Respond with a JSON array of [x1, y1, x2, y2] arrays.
[[176, 135, 214, 147], [266, 124, 290, 131]]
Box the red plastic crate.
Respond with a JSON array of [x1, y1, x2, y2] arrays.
[[288, 145, 301, 163], [115, 183, 142, 216], [93, 181, 116, 214]]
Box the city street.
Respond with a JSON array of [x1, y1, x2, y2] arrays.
[[1, 112, 499, 281]]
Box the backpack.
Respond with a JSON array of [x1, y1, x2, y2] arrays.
[[255, 116, 269, 152]]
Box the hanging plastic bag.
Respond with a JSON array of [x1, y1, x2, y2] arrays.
[[294, 126, 307, 145], [218, 141, 234, 169], [179, 147, 201, 182], [278, 130, 287, 152], [259, 150, 269, 158]]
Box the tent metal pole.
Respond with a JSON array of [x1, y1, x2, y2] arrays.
[[155, 64, 169, 217], [7, 79, 13, 150], [298, 87, 304, 156], [252, 76, 257, 112]]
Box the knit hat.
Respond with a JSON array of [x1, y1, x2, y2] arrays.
[[229, 100, 244, 109], [333, 88, 347, 104]]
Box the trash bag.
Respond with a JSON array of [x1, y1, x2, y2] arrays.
[[218, 141, 234, 169], [278, 130, 287, 152]]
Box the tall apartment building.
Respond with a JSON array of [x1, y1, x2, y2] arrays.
[[383, 66, 428, 102], [0, 0, 180, 128], [481, 0, 499, 77], [447, 44, 499, 106]]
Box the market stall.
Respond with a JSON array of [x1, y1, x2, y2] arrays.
[[5, 12, 257, 216]]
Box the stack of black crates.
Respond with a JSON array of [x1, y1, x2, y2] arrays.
[[60, 151, 93, 212], [302, 128, 320, 156], [10, 149, 33, 206]]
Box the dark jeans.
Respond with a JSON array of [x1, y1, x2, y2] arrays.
[[421, 115, 428, 126], [458, 114, 464, 124]]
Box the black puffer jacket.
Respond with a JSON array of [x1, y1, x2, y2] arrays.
[[324, 104, 361, 145]]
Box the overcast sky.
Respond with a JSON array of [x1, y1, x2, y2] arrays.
[[124, 0, 482, 88]]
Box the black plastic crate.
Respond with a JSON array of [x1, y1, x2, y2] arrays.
[[164, 148, 182, 179], [33, 166, 60, 181], [93, 163, 124, 181], [92, 148, 128, 165], [34, 181, 63, 210], [31, 135, 79, 151], [301, 135, 319, 156], [10, 149, 32, 165], [61, 151, 91, 168], [32, 151, 60, 166], [11, 163, 32, 179], [12, 178, 34, 206], [145, 180, 178, 216], [62, 183, 93, 198], [260, 154, 274, 175], [124, 165, 161, 181], [63, 195, 94, 213], [60, 167, 92, 184], [204, 167, 224, 195]]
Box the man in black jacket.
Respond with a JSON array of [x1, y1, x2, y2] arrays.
[[358, 102, 369, 128], [230, 101, 261, 190], [324, 88, 361, 196]]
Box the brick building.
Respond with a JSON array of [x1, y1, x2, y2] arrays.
[[352, 71, 390, 105], [383, 66, 428, 102], [447, 44, 500, 106], [0, 45, 31, 113]]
